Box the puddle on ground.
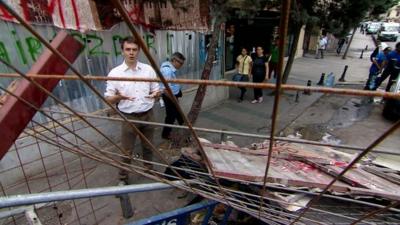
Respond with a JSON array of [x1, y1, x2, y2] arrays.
[[328, 97, 373, 129], [292, 124, 327, 141], [284, 96, 373, 145]]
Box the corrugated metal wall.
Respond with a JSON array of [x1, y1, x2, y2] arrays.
[[0, 21, 223, 122]]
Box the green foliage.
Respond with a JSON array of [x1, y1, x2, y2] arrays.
[[290, 0, 398, 37], [209, 0, 273, 21], [370, 0, 398, 15]]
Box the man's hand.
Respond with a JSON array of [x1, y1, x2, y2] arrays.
[[116, 89, 135, 101], [145, 91, 161, 99], [105, 90, 135, 105]]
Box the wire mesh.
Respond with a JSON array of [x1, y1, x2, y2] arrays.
[[0, 0, 400, 225]]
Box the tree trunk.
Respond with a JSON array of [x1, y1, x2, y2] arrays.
[[171, 17, 223, 147], [342, 27, 356, 60], [187, 19, 223, 124], [282, 24, 302, 84]]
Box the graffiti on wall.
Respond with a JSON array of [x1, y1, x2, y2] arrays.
[[0, 0, 209, 31], [0, 30, 160, 65], [0, 20, 221, 117], [0, 0, 83, 30]]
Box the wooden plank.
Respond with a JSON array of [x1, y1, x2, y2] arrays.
[[203, 146, 350, 192], [203, 143, 400, 201]]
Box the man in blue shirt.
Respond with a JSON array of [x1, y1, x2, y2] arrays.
[[365, 46, 391, 90], [374, 42, 400, 91], [160, 52, 185, 140]]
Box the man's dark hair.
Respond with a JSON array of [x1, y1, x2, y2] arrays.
[[396, 42, 400, 50], [171, 52, 185, 62], [120, 36, 139, 49]]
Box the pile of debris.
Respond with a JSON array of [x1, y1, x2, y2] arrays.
[[178, 138, 400, 206]]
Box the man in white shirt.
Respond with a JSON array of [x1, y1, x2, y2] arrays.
[[105, 36, 160, 182], [316, 35, 328, 59]]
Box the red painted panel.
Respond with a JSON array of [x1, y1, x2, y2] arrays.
[[0, 31, 83, 159]]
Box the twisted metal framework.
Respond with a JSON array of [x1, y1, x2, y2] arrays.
[[1, 0, 400, 224]]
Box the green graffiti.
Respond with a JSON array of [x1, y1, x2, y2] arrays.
[[0, 41, 10, 63], [145, 34, 157, 54], [71, 32, 109, 56], [112, 35, 124, 57], [25, 37, 42, 61], [86, 34, 109, 56], [2, 29, 164, 65], [11, 30, 28, 65]]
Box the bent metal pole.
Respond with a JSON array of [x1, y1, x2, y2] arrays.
[[0, 181, 185, 208]]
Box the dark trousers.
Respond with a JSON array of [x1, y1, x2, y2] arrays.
[[336, 44, 344, 54], [253, 72, 266, 99], [364, 71, 378, 90], [120, 109, 154, 178], [268, 62, 278, 79], [162, 93, 183, 139], [374, 68, 400, 91], [316, 49, 325, 59], [238, 75, 249, 100]]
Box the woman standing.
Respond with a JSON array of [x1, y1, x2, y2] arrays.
[[236, 47, 252, 102], [251, 46, 269, 103]]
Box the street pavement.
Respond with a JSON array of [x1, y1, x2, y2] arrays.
[[122, 30, 400, 224], [191, 30, 400, 154]]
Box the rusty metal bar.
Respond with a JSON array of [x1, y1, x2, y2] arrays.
[[21, 124, 195, 196], [0, 31, 83, 160], [109, 0, 232, 206], [0, 58, 132, 159], [289, 119, 400, 225], [6, 119, 400, 223], [349, 201, 400, 225], [28, 111, 347, 225], [0, 77, 132, 163], [139, 164, 372, 224], [42, 109, 400, 156], [0, 86, 136, 166], [0, 1, 195, 193], [258, 0, 292, 218], [1, 73, 399, 99]]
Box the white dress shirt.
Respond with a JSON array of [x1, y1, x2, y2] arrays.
[[105, 61, 160, 113]]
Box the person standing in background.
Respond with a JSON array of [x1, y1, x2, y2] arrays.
[[235, 47, 253, 102], [268, 38, 279, 79], [373, 42, 400, 92], [365, 46, 391, 90], [251, 46, 269, 103], [316, 35, 328, 59], [160, 52, 186, 140]]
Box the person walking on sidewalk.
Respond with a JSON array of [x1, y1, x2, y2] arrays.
[[365, 46, 391, 90], [316, 35, 328, 59], [336, 37, 346, 55], [160, 52, 185, 140], [268, 38, 279, 79], [251, 46, 269, 103], [373, 42, 400, 91], [235, 47, 252, 102], [104, 36, 160, 182]]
